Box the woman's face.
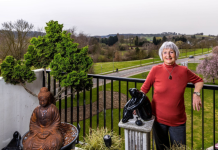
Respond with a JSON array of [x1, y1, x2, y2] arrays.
[[162, 48, 176, 65]]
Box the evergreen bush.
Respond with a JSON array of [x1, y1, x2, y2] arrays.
[[0, 20, 93, 99]]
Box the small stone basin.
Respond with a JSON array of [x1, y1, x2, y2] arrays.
[[20, 122, 79, 150]]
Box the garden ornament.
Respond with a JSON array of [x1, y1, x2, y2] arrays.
[[122, 88, 152, 125], [22, 87, 63, 150], [103, 135, 112, 148], [2, 131, 21, 150], [135, 117, 143, 126]]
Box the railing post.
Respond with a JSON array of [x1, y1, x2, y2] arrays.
[[90, 81, 92, 130], [104, 79, 106, 129], [127, 81, 129, 102], [77, 90, 80, 143], [83, 88, 86, 140], [111, 79, 113, 132], [119, 80, 121, 135], [97, 78, 99, 127], [202, 89, 204, 150], [59, 80, 61, 118], [65, 87, 67, 122], [71, 86, 73, 124], [213, 89, 215, 150], [42, 71, 45, 87], [191, 88, 193, 149], [48, 72, 50, 91]]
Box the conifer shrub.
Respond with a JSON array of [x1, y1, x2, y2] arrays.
[[1, 56, 35, 85], [0, 20, 93, 98]]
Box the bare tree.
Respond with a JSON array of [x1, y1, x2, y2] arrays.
[[204, 38, 212, 52], [66, 26, 77, 40], [145, 43, 157, 57], [88, 38, 101, 55], [66, 27, 90, 49], [117, 33, 124, 44], [138, 50, 145, 66], [0, 33, 10, 60], [199, 40, 206, 54], [175, 41, 183, 49], [211, 39, 218, 48], [114, 51, 122, 61], [0, 19, 34, 60], [129, 35, 135, 48], [183, 43, 191, 57], [212, 46, 218, 55]]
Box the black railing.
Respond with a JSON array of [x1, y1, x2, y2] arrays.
[[43, 71, 218, 150]]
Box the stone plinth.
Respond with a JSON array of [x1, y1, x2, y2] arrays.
[[118, 115, 155, 150]]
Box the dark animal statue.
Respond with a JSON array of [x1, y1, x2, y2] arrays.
[[122, 88, 152, 123]]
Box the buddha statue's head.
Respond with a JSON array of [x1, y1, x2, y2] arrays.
[[38, 87, 51, 107]]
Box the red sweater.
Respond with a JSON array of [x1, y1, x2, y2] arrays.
[[141, 63, 203, 126]]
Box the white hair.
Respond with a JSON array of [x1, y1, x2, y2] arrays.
[[159, 41, 180, 61]]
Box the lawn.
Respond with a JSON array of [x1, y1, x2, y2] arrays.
[[179, 48, 211, 58], [94, 57, 161, 74], [94, 48, 212, 74], [58, 63, 218, 149], [56, 72, 151, 109]]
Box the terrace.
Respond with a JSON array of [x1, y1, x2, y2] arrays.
[[1, 69, 218, 149]]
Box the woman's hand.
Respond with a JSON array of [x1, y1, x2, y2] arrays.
[[193, 94, 202, 111], [193, 82, 203, 111]]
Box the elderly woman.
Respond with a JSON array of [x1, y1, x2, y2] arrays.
[[140, 41, 203, 149]]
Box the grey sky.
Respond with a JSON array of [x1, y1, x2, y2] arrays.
[[0, 0, 218, 36]]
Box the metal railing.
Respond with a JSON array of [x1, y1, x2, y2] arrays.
[[43, 71, 218, 150]]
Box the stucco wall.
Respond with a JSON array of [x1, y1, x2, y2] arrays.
[[0, 69, 43, 148]]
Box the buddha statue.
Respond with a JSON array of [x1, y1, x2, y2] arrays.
[[23, 87, 63, 150]]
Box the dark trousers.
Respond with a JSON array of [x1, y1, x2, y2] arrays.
[[152, 121, 186, 150]]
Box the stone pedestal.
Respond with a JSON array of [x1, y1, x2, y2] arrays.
[[118, 115, 155, 150]]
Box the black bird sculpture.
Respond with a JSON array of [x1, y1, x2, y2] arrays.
[[122, 88, 152, 123]]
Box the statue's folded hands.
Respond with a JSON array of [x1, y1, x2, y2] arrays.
[[37, 131, 51, 139]]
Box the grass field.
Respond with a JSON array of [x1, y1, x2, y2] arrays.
[[141, 36, 153, 41], [94, 57, 161, 74], [179, 48, 211, 58], [58, 63, 218, 149], [94, 48, 212, 74]]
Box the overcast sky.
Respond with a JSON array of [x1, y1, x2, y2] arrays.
[[0, 0, 218, 36]]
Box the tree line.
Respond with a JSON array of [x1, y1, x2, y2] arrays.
[[0, 19, 218, 65]]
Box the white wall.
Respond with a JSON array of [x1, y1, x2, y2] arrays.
[[0, 69, 43, 148]]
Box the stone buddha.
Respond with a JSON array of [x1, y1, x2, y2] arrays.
[[23, 87, 63, 150]]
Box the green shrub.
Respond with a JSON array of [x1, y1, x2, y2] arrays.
[[0, 20, 93, 98], [0, 56, 35, 85], [135, 47, 140, 53], [119, 44, 128, 51]]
